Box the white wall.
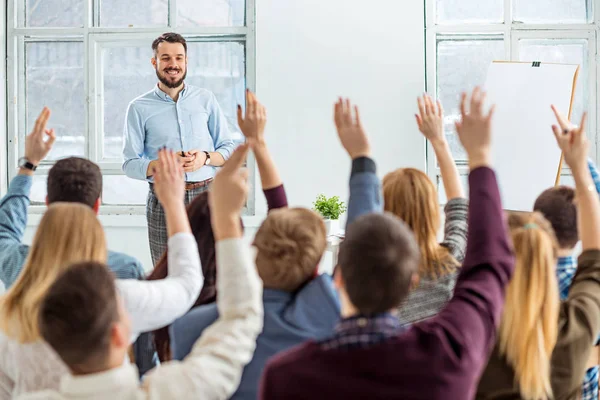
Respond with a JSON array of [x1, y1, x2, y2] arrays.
[[22, 0, 426, 272]]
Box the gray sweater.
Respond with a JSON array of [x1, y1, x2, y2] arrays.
[[397, 198, 469, 324]]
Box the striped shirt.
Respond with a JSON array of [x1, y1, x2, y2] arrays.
[[319, 313, 404, 351], [397, 197, 469, 323]]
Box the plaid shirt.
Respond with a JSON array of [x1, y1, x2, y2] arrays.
[[555, 159, 600, 400], [319, 313, 405, 351]]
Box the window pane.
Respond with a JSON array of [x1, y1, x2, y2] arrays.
[[102, 41, 245, 160], [519, 39, 588, 133], [436, 37, 505, 161], [100, 0, 168, 27], [26, 42, 85, 160], [177, 0, 245, 27], [30, 175, 48, 204], [437, 175, 469, 204], [513, 0, 590, 23], [25, 0, 84, 27], [436, 0, 503, 24], [103, 175, 148, 205]]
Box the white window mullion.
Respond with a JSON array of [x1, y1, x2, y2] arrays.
[[169, 0, 177, 28]]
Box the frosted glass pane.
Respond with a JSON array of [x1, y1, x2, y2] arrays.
[[513, 0, 590, 23], [26, 42, 85, 160], [25, 0, 83, 27], [177, 0, 245, 27], [436, 38, 505, 161], [100, 0, 168, 27], [103, 175, 149, 205], [436, 0, 503, 23]]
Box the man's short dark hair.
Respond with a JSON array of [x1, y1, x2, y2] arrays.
[[47, 157, 102, 208], [533, 186, 578, 249], [152, 32, 187, 55], [338, 213, 420, 315], [39, 262, 118, 374]]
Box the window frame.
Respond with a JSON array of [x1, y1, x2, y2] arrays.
[[425, 0, 598, 191], [5, 0, 256, 215]]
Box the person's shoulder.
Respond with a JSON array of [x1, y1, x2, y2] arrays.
[[173, 302, 219, 332], [15, 390, 63, 400], [107, 251, 146, 280], [128, 88, 160, 109], [266, 340, 320, 371]]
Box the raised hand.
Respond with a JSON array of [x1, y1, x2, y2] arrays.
[[552, 110, 588, 174], [153, 148, 185, 210], [237, 90, 267, 146], [334, 98, 371, 159], [455, 87, 495, 169], [24, 107, 56, 166], [416, 95, 445, 145], [209, 143, 250, 239]]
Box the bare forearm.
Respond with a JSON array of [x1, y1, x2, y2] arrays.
[[573, 165, 600, 250], [210, 152, 226, 167], [432, 140, 465, 199], [212, 215, 243, 241], [253, 143, 281, 190], [146, 160, 158, 178]]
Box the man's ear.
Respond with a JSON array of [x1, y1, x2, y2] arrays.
[[92, 198, 101, 214], [151, 57, 157, 68], [334, 267, 344, 290], [45, 196, 49, 206]]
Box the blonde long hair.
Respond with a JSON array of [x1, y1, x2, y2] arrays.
[[499, 212, 559, 400], [0, 203, 107, 343], [382, 168, 458, 278]]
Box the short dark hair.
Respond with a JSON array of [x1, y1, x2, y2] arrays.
[[152, 32, 187, 55], [47, 157, 102, 208], [39, 262, 118, 374], [533, 186, 578, 249], [338, 213, 420, 315]]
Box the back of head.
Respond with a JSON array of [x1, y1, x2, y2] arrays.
[[499, 212, 559, 400], [382, 168, 457, 278], [39, 262, 119, 374], [47, 157, 102, 208], [253, 208, 327, 292], [533, 186, 578, 250], [0, 203, 107, 342], [338, 212, 419, 315]]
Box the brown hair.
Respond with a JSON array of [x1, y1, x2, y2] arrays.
[[147, 191, 242, 361], [39, 262, 119, 374], [338, 212, 419, 315], [152, 32, 187, 55], [533, 186, 578, 249], [499, 212, 559, 400], [0, 203, 107, 342], [383, 168, 458, 279], [253, 208, 326, 291], [47, 157, 102, 208]]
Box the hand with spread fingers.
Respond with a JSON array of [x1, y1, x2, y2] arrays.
[[551, 108, 589, 174], [209, 143, 251, 240], [153, 148, 185, 210], [455, 87, 495, 169], [416, 95, 445, 146], [334, 98, 371, 159], [238, 90, 267, 147], [24, 107, 56, 167]]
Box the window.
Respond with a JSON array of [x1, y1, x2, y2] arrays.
[[426, 0, 597, 194], [7, 0, 255, 213]]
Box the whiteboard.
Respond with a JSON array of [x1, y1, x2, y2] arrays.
[[483, 62, 579, 211]]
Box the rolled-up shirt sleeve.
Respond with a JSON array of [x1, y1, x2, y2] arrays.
[[122, 103, 151, 181], [208, 93, 236, 161]]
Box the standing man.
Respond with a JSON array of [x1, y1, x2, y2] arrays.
[[123, 32, 235, 265]]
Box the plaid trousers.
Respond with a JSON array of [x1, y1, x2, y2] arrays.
[[146, 183, 210, 266]]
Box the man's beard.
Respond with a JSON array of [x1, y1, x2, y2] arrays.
[[156, 67, 187, 89]]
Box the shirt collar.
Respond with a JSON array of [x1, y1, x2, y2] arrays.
[[557, 255, 577, 270], [153, 83, 188, 101], [60, 364, 139, 396], [319, 312, 403, 351]]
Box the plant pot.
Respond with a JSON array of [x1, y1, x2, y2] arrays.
[[323, 219, 340, 236]]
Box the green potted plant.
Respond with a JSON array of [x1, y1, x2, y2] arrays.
[[313, 194, 347, 235]]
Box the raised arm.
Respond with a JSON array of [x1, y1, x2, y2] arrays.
[[548, 111, 600, 399], [117, 149, 202, 335], [417, 95, 464, 200], [238, 90, 287, 210], [0, 108, 55, 287], [144, 144, 263, 400], [334, 99, 382, 229], [420, 89, 514, 397]]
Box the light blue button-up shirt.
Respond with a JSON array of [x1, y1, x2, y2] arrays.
[[122, 84, 236, 182]]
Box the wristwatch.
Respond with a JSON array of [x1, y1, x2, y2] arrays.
[[18, 157, 37, 171], [203, 151, 211, 165]]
